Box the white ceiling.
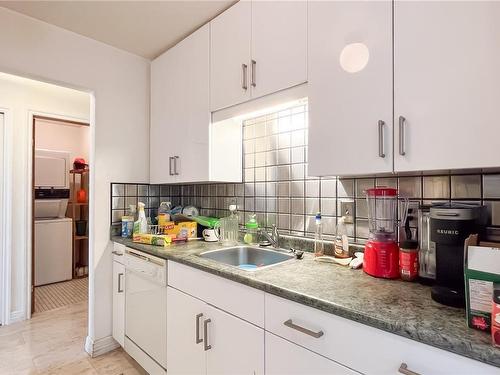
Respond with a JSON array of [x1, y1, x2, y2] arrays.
[[1, 1, 236, 59]]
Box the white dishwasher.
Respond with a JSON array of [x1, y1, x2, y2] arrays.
[[124, 248, 167, 375]]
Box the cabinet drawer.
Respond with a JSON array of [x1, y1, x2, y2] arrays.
[[168, 261, 264, 327], [265, 294, 498, 375]]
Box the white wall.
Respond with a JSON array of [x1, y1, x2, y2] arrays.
[[0, 73, 90, 321], [0, 7, 150, 351], [35, 118, 90, 163]]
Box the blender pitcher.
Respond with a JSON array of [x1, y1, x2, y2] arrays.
[[363, 187, 408, 279]]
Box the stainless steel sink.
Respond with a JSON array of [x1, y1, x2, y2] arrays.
[[199, 246, 294, 271]]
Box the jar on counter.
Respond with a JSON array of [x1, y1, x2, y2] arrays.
[[399, 240, 419, 281]]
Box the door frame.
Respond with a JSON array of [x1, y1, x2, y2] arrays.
[[0, 108, 12, 325], [28, 111, 90, 317]]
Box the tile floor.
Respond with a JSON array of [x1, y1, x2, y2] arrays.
[[35, 278, 88, 313], [0, 301, 146, 375]]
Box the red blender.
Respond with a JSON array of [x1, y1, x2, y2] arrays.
[[363, 187, 408, 279]]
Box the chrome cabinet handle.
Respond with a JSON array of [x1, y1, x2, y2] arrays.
[[284, 319, 324, 338], [203, 319, 212, 351], [251, 60, 256, 87], [399, 116, 406, 156], [195, 313, 203, 344], [117, 272, 124, 293], [378, 120, 386, 158], [398, 363, 421, 375], [112, 251, 123, 256], [242, 63, 248, 90], [173, 156, 179, 175], [168, 156, 174, 176]]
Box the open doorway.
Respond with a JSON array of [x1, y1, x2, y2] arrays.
[[32, 116, 90, 314]]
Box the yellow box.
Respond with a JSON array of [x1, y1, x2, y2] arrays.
[[133, 233, 173, 247], [163, 221, 197, 238]]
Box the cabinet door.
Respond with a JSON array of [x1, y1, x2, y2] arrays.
[[112, 260, 125, 347], [166, 287, 206, 375], [308, 1, 393, 176], [170, 24, 211, 183], [250, 1, 307, 99], [150, 45, 181, 184], [210, 0, 251, 111], [265, 332, 357, 375], [394, 2, 500, 172], [206, 305, 264, 375]]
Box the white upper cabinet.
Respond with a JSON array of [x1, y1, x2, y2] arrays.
[[210, 0, 307, 112], [308, 0, 393, 176], [210, 1, 252, 111], [151, 24, 241, 184], [250, 0, 307, 99], [394, 2, 500, 172]]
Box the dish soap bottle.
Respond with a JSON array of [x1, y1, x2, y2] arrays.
[[133, 202, 148, 234], [334, 216, 350, 258], [314, 213, 324, 257], [244, 214, 259, 245]]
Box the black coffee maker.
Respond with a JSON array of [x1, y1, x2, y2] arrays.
[[429, 203, 487, 307]]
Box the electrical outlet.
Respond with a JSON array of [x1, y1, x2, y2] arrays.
[[340, 199, 354, 224]]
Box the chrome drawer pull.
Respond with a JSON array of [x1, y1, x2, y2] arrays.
[[117, 273, 124, 293], [398, 363, 421, 375], [378, 120, 386, 158], [204, 319, 212, 351], [242, 63, 248, 90], [195, 313, 203, 344], [284, 319, 324, 338], [112, 251, 123, 256], [399, 115, 406, 156]]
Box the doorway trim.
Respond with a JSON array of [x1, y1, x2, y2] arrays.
[[26, 110, 90, 319], [0, 108, 12, 325]]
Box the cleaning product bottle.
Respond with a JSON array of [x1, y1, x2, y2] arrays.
[[314, 213, 324, 257], [134, 202, 148, 234], [244, 214, 259, 245], [334, 216, 350, 258]]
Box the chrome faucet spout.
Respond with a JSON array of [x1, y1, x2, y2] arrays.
[[259, 224, 280, 248]]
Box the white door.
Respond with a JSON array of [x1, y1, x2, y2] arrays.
[[394, 2, 500, 171], [250, 1, 307, 99], [265, 332, 358, 375], [167, 287, 206, 375], [172, 24, 210, 183], [308, 1, 393, 176], [112, 260, 125, 347], [210, 0, 251, 111], [151, 46, 180, 184], [205, 304, 264, 375]]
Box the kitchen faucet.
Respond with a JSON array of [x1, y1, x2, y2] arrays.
[[259, 224, 280, 248]]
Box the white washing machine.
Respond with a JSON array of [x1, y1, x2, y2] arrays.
[[34, 148, 73, 286], [34, 217, 73, 286]]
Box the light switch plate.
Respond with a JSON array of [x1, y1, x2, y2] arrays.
[[340, 200, 354, 224]]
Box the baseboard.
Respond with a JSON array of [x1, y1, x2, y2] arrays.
[[9, 310, 25, 324], [85, 335, 120, 357]]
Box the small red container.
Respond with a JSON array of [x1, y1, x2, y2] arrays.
[[399, 240, 419, 281]]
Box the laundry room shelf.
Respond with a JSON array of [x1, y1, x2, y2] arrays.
[[69, 168, 89, 279], [68, 201, 88, 206]]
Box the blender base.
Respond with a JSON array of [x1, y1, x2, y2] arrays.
[[363, 240, 400, 279]]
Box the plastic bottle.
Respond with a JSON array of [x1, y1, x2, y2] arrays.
[[334, 217, 350, 258], [244, 214, 259, 245], [314, 213, 324, 257], [157, 201, 171, 227], [134, 202, 148, 234], [227, 205, 239, 244]]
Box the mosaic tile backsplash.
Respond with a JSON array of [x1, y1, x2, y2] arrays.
[[111, 103, 500, 242]]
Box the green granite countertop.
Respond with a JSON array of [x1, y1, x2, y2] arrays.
[[111, 236, 499, 368]]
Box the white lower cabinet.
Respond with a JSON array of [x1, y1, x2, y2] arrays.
[[266, 332, 357, 375], [112, 259, 125, 347], [167, 286, 264, 375], [162, 261, 498, 375], [166, 287, 206, 375]]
